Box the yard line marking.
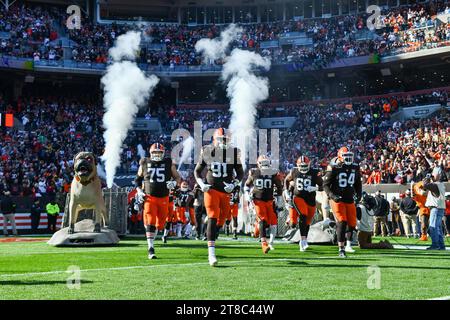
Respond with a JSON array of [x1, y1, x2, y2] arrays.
[[0, 252, 429, 279], [428, 296, 450, 300], [0, 258, 296, 278]]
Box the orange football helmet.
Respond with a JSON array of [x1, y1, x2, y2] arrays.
[[296, 156, 311, 174], [257, 154, 271, 169], [149, 143, 165, 161], [213, 127, 230, 149], [337, 147, 354, 165]]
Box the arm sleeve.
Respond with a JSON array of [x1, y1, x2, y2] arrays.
[[244, 170, 254, 188], [323, 167, 338, 200], [316, 173, 324, 191], [354, 169, 362, 201], [284, 169, 293, 190]]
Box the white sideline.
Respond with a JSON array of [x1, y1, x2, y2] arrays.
[[0, 258, 295, 278], [428, 296, 450, 300], [0, 252, 435, 279]]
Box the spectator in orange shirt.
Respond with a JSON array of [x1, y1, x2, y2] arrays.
[[445, 195, 450, 237], [413, 181, 430, 241]]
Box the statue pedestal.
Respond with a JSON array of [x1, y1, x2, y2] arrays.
[[48, 219, 120, 247]]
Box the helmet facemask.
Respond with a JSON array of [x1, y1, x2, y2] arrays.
[[298, 163, 310, 174], [342, 152, 354, 165], [150, 151, 164, 162], [258, 158, 271, 169]]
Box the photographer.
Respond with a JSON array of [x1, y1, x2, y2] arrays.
[[423, 168, 446, 250], [357, 193, 393, 249]]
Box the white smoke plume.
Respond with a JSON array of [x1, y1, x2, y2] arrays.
[[101, 31, 159, 188], [96, 163, 106, 180], [195, 24, 242, 63], [137, 144, 146, 159], [177, 136, 195, 171], [222, 49, 271, 143], [195, 25, 271, 167]]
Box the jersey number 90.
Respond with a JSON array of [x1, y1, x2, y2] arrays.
[[255, 178, 272, 189]]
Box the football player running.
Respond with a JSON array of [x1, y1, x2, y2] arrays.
[[135, 143, 181, 259], [244, 155, 283, 253], [162, 188, 177, 244], [174, 181, 196, 238], [284, 156, 323, 252], [194, 128, 244, 266], [323, 147, 362, 258], [225, 185, 240, 239]]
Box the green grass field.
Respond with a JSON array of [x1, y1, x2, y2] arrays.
[[0, 236, 449, 300]]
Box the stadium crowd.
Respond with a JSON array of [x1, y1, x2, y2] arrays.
[[0, 3, 64, 61], [1, 1, 450, 69], [0, 87, 449, 198]]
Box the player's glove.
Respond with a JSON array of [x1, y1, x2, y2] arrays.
[[166, 180, 177, 190], [223, 181, 235, 193], [305, 186, 318, 193], [283, 190, 292, 203], [136, 189, 145, 204], [197, 180, 211, 193], [331, 194, 342, 202]]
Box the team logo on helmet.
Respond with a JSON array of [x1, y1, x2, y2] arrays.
[[296, 156, 311, 174]]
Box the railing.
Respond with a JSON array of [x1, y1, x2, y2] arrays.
[[1, 39, 450, 73]]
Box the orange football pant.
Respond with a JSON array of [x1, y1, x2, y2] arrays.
[[176, 207, 196, 225], [226, 203, 239, 221], [143, 195, 169, 230], [330, 200, 357, 228], [289, 197, 316, 225], [204, 189, 231, 227], [253, 200, 277, 226]]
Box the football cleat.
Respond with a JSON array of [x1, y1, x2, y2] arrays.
[[345, 246, 355, 253], [162, 236, 167, 244], [148, 247, 157, 260], [338, 249, 347, 258], [209, 255, 218, 267], [268, 244, 275, 251], [262, 242, 270, 254]]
